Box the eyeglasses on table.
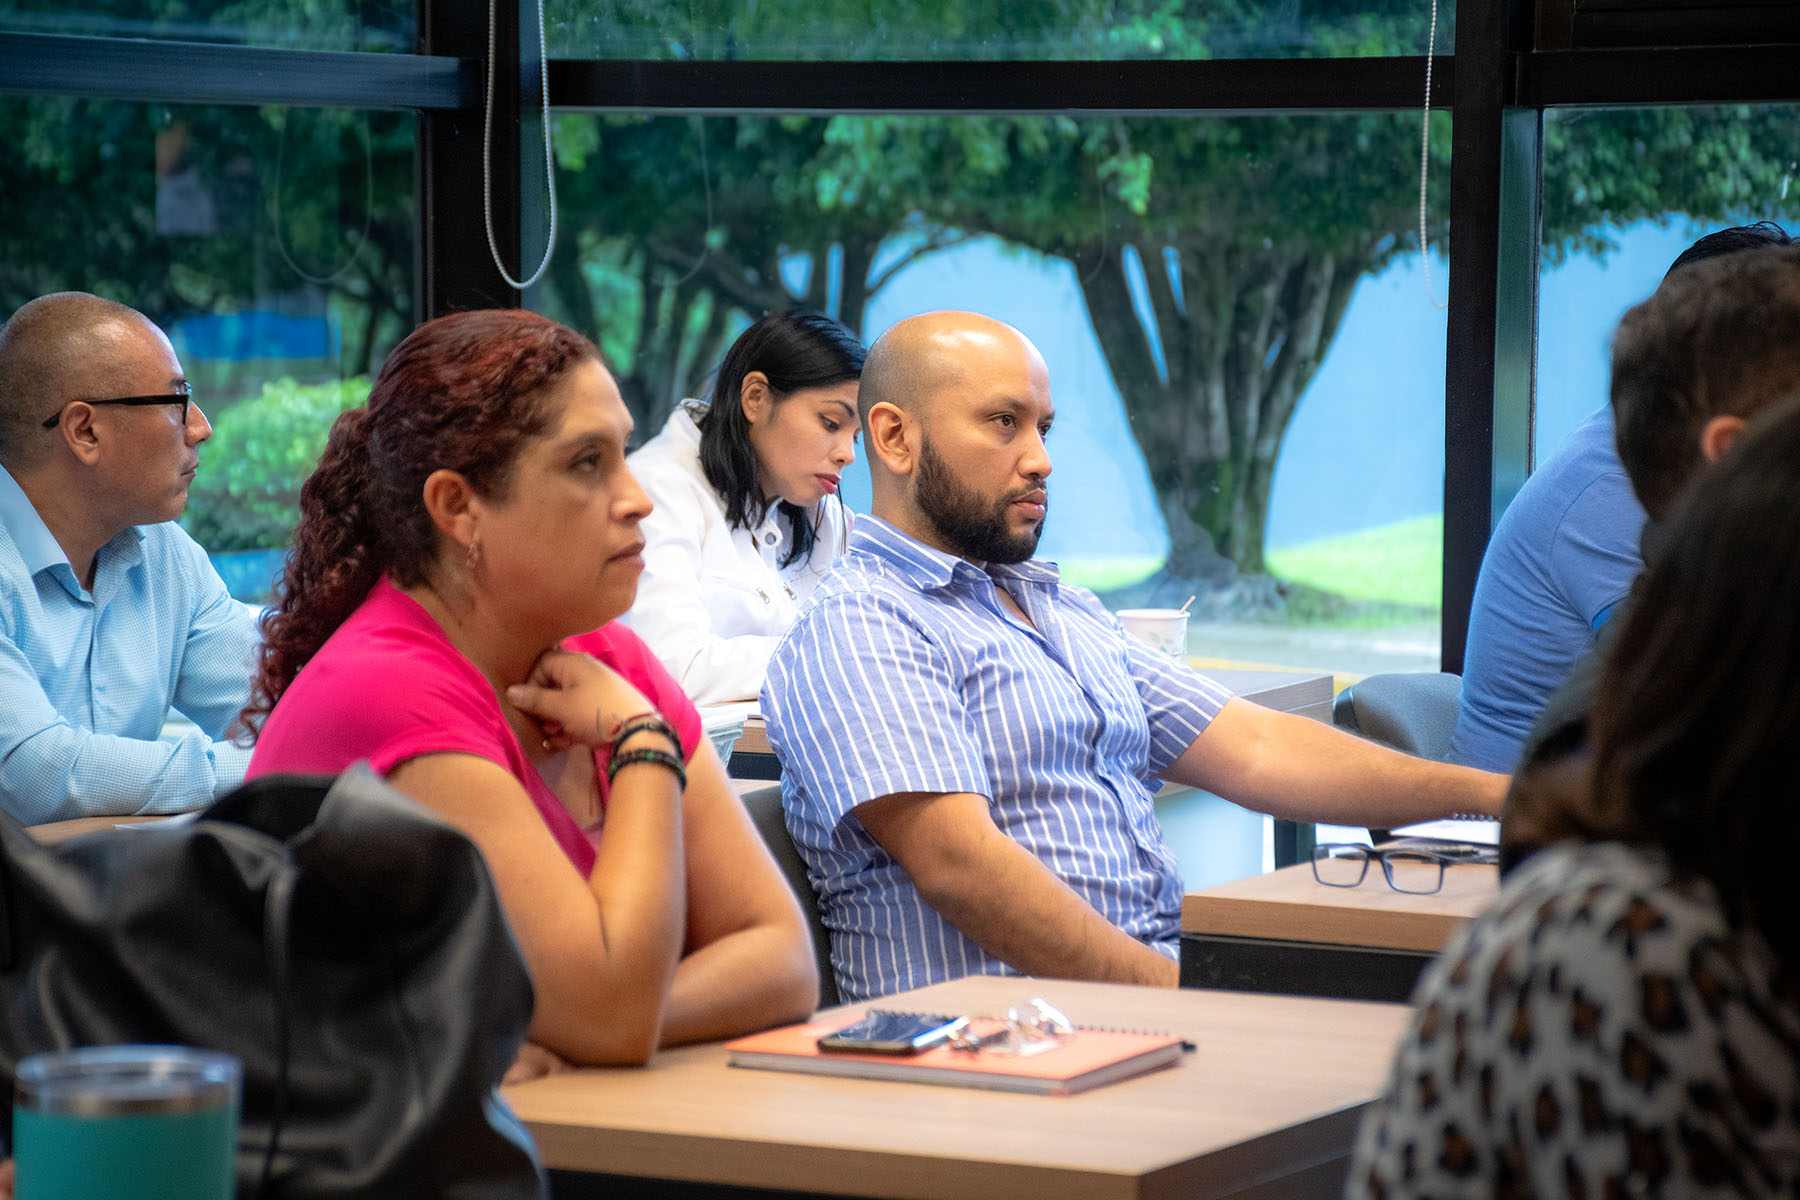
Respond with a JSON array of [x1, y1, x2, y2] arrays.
[[946, 996, 1076, 1056], [1310, 842, 1498, 895]]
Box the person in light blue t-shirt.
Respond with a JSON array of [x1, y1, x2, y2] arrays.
[[1449, 406, 1643, 771], [1453, 221, 1796, 775], [0, 292, 259, 824]]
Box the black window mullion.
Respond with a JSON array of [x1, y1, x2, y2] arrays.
[[417, 0, 525, 317]]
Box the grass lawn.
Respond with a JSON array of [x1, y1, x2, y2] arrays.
[[1264, 514, 1443, 611], [1052, 514, 1444, 615]]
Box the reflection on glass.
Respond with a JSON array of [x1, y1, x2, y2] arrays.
[[544, 111, 1447, 675], [0, 98, 415, 599], [1534, 104, 1800, 461], [0, 0, 412, 51], [551, 0, 1450, 62]]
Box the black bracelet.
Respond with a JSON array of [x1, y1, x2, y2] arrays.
[[610, 713, 680, 753], [606, 746, 687, 790]]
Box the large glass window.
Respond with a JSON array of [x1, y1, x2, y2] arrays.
[[549, 0, 1451, 61], [0, 97, 415, 599], [0, 0, 412, 51], [1535, 104, 1800, 461], [546, 109, 1446, 676]]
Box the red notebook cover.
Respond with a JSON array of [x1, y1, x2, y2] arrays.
[[724, 1012, 1187, 1096]]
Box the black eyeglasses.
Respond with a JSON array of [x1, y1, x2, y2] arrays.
[[1310, 842, 1498, 895], [42, 388, 193, 430]]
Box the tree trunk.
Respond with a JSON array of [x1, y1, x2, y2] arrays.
[[1073, 238, 1368, 581], [547, 235, 601, 349], [837, 240, 874, 333]]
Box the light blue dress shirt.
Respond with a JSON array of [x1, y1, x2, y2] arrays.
[[0, 465, 260, 823], [762, 515, 1232, 1003]]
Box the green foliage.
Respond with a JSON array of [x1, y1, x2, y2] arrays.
[[0, 96, 415, 376], [181, 377, 369, 553], [11, 0, 1799, 590], [552, 0, 1439, 60], [1542, 106, 1800, 265]]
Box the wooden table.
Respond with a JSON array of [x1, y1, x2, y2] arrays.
[[24, 814, 161, 844], [1179, 855, 1497, 1002], [507, 973, 1412, 1200]]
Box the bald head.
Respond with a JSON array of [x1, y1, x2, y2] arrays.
[[858, 311, 1044, 428], [859, 311, 1056, 561], [0, 292, 168, 469]]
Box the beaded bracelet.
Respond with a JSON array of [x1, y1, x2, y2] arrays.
[[606, 746, 687, 790], [609, 712, 680, 753]]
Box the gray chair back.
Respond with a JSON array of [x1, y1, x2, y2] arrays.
[[1332, 671, 1464, 845], [1332, 671, 1463, 762], [740, 784, 839, 1009]]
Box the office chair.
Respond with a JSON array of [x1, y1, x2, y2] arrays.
[[1332, 671, 1463, 761], [740, 784, 840, 1009], [1332, 671, 1464, 843]]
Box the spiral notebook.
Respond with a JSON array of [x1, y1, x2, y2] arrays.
[[724, 1012, 1188, 1096]]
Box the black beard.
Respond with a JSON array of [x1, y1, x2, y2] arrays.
[[915, 437, 1046, 564]]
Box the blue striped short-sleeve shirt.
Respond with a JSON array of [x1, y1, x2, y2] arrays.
[[761, 515, 1232, 1003]]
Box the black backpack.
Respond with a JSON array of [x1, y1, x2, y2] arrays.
[[0, 763, 547, 1199]]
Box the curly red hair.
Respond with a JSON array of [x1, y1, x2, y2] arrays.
[[242, 309, 599, 734]]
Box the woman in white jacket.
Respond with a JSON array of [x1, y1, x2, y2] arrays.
[[624, 311, 865, 705]]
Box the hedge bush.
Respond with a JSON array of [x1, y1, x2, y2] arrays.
[[182, 376, 370, 553]]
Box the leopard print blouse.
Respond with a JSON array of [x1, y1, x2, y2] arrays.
[[1348, 841, 1800, 1199]]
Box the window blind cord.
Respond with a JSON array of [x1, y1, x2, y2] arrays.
[[670, 115, 715, 287], [271, 110, 374, 286], [484, 0, 557, 292], [1418, 0, 1448, 310]]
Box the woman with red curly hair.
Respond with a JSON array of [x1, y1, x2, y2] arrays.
[[244, 310, 818, 1068]]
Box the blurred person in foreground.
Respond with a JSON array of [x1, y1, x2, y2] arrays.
[[1450, 221, 1792, 773], [762, 310, 1508, 1005], [244, 310, 817, 1070], [1502, 241, 1800, 872], [0, 292, 258, 824], [624, 311, 864, 705], [1350, 397, 1800, 1198]]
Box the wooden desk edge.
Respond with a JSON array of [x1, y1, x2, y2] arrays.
[[1181, 894, 1467, 954], [518, 1095, 1378, 1200], [25, 814, 164, 844]]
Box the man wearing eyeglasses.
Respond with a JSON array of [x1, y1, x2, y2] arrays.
[[0, 291, 260, 824]]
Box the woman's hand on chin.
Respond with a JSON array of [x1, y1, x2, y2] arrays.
[[507, 648, 658, 751]]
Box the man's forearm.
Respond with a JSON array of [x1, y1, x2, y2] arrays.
[[1169, 700, 1507, 828], [877, 800, 1176, 987], [919, 844, 1179, 987], [1, 725, 234, 823]]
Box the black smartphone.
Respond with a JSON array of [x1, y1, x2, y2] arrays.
[[815, 1010, 963, 1055]]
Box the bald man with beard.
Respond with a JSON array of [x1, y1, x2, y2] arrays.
[[761, 310, 1507, 1004], [0, 292, 259, 823]]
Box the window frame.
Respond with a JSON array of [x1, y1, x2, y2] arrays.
[[3, 0, 1798, 667]]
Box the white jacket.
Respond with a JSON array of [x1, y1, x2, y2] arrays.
[[623, 405, 851, 705]]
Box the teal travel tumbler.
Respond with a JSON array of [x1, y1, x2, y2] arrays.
[[12, 1045, 240, 1200]]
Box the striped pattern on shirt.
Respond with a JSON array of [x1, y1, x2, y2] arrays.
[[761, 515, 1231, 1004]]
